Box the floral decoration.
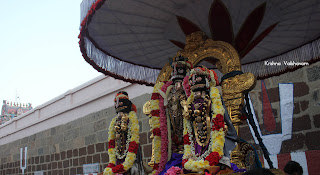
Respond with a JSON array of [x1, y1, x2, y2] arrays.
[[103, 111, 139, 175], [157, 81, 174, 174], [149, 82, 164, 174], [182, 85, 225, 173], [165, 166, 182, 175]]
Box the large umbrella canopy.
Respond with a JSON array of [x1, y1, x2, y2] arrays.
[[79, 0, 320, 85]]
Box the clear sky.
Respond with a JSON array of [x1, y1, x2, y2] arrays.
[[0, 0, 102, 108]]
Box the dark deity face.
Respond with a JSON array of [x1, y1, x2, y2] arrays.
[[171, 56, 191, 82], [189, 74, 209, 96], [172, 64, 189, 82], [114, 98, 132, 114]]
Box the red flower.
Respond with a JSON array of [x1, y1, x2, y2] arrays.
[[151, 93, 160, 100], [152, 128, 161, 136], [107, 163, 115, 168], [183, 134, 190, 145], [212, 114, 225, 131], [128, 141, 139, 154], [205, 152, 221, 166], [151, 110, 160, 117], [182, 159, 188, 168], [108, 139, 115, 149], [153, 163, 159, 170], [112, 164, 125, 173]]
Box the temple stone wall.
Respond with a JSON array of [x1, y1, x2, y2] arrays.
[[0, 93, 153, 175], [239, 61, 320, 154]]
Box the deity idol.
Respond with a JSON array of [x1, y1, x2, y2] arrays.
[[104, 91, 141, 175], [149, 55, 192, 174], [181, 67, 236, 174]]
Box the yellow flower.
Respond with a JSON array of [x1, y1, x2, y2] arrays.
[[183, 145, 191, 159], [103, 167, 113, 175], [123, 152, 136, 170], [152, 170, 157, 175], [150, 100, 160, 110], [154, 136, 161, 162], [151, 116, 160, 129]]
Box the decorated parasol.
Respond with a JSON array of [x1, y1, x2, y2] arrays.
[[79, 0, 320, 86]]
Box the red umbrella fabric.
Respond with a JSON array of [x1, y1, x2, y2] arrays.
[[79, 0, 320, 85]]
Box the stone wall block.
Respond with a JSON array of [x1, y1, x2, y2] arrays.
[[58, 161, 62, 168], [139, 132, 148, 145], [306, 130, 320, 150], [65, 119, 82, 131], [52, 162, 57, 169], [292, 115, 311, 132], [73, 158, 79, 166], [314, 114, 320, 128], [79, 156, 86, 165], [70, 167, 76, 175], [93, 154, 100, 163], [55, 153, 60, 161], [96, 129, 108, 142], [101, 152, 109, 163], [79, 147, 87, 157], [77, 166, 83, 174], [312, 88, 319, 102], [72, 137, 85, 149], [95, 142, 105, 152], [66, 150, 72, 159], [85, 134, 97, 146], [87, 144, 95, 155], [307, 65, 320, 82], [293, 102, 300, 114], [59, 140, 73, 151], [94, 119, 108, 132], [73, 149, 78, 157], [300, 100, 309, 112], [64, 128, 79, 141], [51, 133, 64, 145], [293, 82, 309, 97], [21, 137, 29, 145], [45, 155, 50, 162], [51, 127, 57, 136], [143, 144, 152, 158], [80, 122, 95, 136], [141, 119, 150, 132], [87, 155, 93, 164]]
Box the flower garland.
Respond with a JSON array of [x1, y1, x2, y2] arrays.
[[156, 81, 173, 175], [150, 82, 165, 175], [103, 111, 139, 175], [182, 85, 225, 173]]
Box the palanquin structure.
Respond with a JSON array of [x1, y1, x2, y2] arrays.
[[78, 0, 320, 174]]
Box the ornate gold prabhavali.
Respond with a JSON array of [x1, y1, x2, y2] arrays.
[[146, 31, 256, 169]]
